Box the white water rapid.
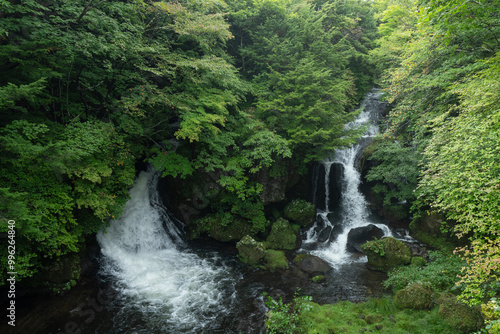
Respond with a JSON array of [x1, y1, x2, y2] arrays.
[[304, 90, 393, 267], [97, 170, 237, 333]]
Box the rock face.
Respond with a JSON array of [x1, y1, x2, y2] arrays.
[[394, 283, 433, 310], [283, 199, 316, 227], [293, 254, 331, 275], [265, 218, 297, 250], [361, 237, 411, 272], [346, 224, 384, 253], [237, 236, 266, 266], [438, 297, 484, 333]]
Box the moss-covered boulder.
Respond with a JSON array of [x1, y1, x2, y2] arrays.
[[312, 275, 325, 283], [438, 297, 484, 333], [361, 237, 411, 272], [237, 236, 266, 265], [394, 283, 433, 310], [265, 218, 297, 250], [191, 213, 253, 242], [264, 250, 289, 272], [283, 199, 315, 227]]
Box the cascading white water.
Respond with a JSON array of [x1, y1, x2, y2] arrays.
[[97, 170, 237, 333], [305, 90, 392, 267]]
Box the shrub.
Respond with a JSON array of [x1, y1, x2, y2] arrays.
[[384, 251, 466, 292]]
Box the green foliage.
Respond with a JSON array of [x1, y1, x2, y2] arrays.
[[265, 293, 312, 334], [366, 140, 420, 210], [384, 251, 466, 293], [292, 296, 456, 333], [372, 0, 500, 307]]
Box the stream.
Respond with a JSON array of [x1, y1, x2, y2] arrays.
[[7, 89, 409, 334]]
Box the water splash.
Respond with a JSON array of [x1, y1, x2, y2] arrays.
[[97, 170, 238, 333]]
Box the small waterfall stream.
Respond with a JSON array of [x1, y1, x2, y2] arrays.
[[303, 89, 392, 267]]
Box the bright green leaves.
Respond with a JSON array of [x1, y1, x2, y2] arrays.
[[373, 0, 500, 306], [0, 119, 136, 282]]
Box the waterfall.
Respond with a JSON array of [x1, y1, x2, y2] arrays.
[[97, 169, 238, 333], [304, 89, 392, 267]]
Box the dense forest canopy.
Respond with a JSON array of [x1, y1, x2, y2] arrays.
[[0, 0, 499, 323]]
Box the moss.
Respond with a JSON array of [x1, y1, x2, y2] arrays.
[[438, 297, 484, 333], [265, 218, 297, 250], [361, 237, 411, 272], [312, 275, 325, 283], [293, 253, 309, 264], [236, 235, 266, 266], [294, 297, 457, 333], [264, 250, 289, 272], [191, 213, 253, 242], [283, 199, 315, 227], [394, 283, 433, 310]]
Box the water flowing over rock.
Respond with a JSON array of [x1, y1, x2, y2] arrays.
[[97, 169, 239, 333], [302, 90, 393, 267], [347, 224, 384, 253]]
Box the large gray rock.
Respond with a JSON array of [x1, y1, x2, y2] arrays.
[[347, 224, 384, 253], [293, 254, 331, 275]]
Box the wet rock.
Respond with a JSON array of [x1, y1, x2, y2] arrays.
[[293, 254, 331, 275], [346, 224, 384, 253], [317, 226, 332, 243], [237, 236, 266, 266], [395, 282, 433, 310], [361, 237, 411, 272], [265, 218, 297, 250]]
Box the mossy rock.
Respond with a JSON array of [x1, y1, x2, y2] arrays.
[[438, 297, 484, 333], [191, 213, 253, 242], [265, 218, 297, 250], [237, 235, 266, 266], [312, 275, 325, 283], [361, 237, 411, 272], [411, 256, 427, 267], [264, 250, 289, 272], [283, 199, 315, 227], [394, 282, 433, 310]]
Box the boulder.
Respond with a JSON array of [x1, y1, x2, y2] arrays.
[[237, 236, 266, 266], [361, 237, 411, 272], [347, 224, 384, 253], [317, 226, 333, 243], [265, 218, 297, 250], [438, 297, 483, 333], [293, 254, 331, 275], [394, 282, 433, 310]]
